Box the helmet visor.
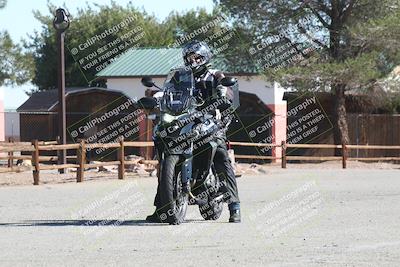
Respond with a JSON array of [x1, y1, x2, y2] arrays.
[[186, 52, 206, 68]]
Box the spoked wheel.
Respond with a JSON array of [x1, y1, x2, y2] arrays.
[[197, 171, 224, 220], [199, 198, 223, 220], [158, 155, 188, 225]]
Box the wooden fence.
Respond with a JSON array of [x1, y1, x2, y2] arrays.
[[0, 139, 157, 185], [1, 140, 399, 185]]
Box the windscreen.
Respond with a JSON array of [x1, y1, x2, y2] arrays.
[[162, 68, 194, 114]]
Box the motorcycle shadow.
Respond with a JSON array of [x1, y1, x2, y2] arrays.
[[0, 219, 166, 227], [183, 219, 226, 224], [0, 219, 227, 227]]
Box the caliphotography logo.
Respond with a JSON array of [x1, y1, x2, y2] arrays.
[[249, 180, 324, 245], [67, 15, 146, 83], [1, 0, 400, 266]]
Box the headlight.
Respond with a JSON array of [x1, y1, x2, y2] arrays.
[[147, 114, 156, 120], [162, 113, 175, 123]]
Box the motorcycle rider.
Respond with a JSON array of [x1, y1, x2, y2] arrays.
[[146, 40, 241, 223]]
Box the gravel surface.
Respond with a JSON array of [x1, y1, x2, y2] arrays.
[[0, 168, 400, 266], [1, 161, 399, 187]]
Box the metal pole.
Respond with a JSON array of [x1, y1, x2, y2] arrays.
[[57, 31, 67, 173]]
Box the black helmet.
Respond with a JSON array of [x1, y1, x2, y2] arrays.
[[182, 40, 212, 74]]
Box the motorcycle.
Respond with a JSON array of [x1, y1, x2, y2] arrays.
[[137, 67, 239, 225]]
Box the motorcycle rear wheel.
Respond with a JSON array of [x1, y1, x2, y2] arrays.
[[199, 199, 223, 220]]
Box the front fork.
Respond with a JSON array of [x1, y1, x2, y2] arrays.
[[181, 145, 193, 194]]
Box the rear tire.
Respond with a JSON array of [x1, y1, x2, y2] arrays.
[[199, 199, 223, 220], [158, 155, 188, 225]]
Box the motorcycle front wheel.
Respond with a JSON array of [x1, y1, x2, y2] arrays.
[[158, 155, 188, 225]]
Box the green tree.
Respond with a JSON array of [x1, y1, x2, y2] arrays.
[[166, 8, 218, 41], [25, 1, 176, 91], [164, 7, 255, 71], [216, 0, 400, 146], [0, 30, 33, 86], [26, 2, 245, 91]]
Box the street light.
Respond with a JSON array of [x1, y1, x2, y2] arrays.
[[53, 8, 70, 31], [53, 8, 70, 174], [0, 0, 7, 9]]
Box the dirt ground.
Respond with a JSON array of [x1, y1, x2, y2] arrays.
[[0, 164, 399, 266], [0, 161, 399, 187]]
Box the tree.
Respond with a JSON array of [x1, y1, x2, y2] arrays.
[[26, 2, 240, 92], [0, 30, 33, 86], [216, 0, 400, 146], [25, 1, 177, 91], [163, 7, 257, 74]]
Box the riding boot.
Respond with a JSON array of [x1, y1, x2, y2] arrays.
[[145, 210, 162, 223], [228, 202, 241, 223]]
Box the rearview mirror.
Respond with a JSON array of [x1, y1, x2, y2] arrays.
[[141, 76, 154, 87], [220, 77, 237, 87]]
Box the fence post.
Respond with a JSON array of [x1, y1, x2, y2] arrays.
[[118, 137, 125, 180], [342, 143, 347, 169], [7, 137, 13, 170], [7, 150, 13, 169], [56, 136, 65, 174], [77, 139, 86, 182], [281, 140, 287, 169], [32, 140, 40, 185]]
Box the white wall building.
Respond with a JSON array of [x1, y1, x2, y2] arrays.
[[97, 48, 287, 159], [4, 110, 19, 141], [0, 88, 5, 141]]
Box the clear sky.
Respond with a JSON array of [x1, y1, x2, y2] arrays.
[[0, 0, 215, 109]]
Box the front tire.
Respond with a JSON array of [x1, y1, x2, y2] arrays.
[[158, 155, 188, 225]]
